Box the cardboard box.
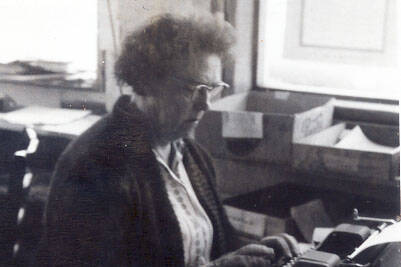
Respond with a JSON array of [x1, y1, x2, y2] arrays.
[[224, 205, 293, 239], [222, 183, 370, 242], [195, 91, 334, 164], [224, 205, 269, 239], [222, 184, 316, 239], [213, 158, 293, 198], [292, 123, 400, 181]]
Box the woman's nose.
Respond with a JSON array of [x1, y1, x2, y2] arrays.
[[193, 88, 210, 111]]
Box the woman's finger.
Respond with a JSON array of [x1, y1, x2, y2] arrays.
[[209, 254, 273, 267], [277, 233, 300, 257], [234, 244, 275, 260], [260, 235, 292, 258]]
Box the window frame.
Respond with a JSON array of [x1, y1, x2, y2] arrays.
[[254, 0, 400, 106]]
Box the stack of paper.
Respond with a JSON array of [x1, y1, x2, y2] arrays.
[[41, 115, 101, 138], [350, 221, 401, 259], [0, 106, 91, 126], [335, 126, 396, 153]]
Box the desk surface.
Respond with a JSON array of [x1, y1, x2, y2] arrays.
[[0, 113, 101, 139]]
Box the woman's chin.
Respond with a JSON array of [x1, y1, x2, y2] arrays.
[[176, 122, 199, 138], [185, 119, 200, 130], [187, 119, 200, 126]]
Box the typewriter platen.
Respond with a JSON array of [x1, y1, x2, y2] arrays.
[[282, 209, 401, 267]]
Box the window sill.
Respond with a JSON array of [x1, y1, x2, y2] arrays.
[[257, 80, 399, 104], [254, 86, 399, 129], [334, 99, 399, 126]]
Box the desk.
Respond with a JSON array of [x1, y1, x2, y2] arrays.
[[0, 109, 102, 265], [0, 108, 101, 139], [0, 109, 101, 172], [0, 107, 101, 266]]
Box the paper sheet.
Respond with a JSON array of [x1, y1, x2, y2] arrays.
[[338, 128, 352, 141], [222, 111, 263, 139], [41, 115, 101, 137], [298, 123, 345, 146], [335, 126, 396, 153], [312, 227, 334, 244], [350, 221, 401, 259], [291, 199, 333, 242], [0, 106, 91, 126]]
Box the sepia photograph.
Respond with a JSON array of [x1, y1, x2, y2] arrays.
[[0, 0, 400, 266]]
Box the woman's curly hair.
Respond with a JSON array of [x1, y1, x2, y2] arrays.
[[114, 13, 236, 96]]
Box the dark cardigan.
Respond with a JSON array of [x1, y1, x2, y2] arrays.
[[36, 96, 235, 266]]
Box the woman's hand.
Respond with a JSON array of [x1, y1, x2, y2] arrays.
[[205, 244, 275, 267], [205, 234, 300, 267], [260, 233, 300, 263]]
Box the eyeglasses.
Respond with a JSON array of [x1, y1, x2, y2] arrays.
[[169, 76, 230, 101]]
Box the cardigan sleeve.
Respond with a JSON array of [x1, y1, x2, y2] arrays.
[[36, 161, 141, 267]]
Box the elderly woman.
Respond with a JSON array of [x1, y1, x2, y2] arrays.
[[37, 14, 298, 266]]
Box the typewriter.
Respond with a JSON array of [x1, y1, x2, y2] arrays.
[[281, 209, 401, 267]]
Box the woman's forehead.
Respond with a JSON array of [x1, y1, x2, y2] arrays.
[[175, 53, 222, 83]]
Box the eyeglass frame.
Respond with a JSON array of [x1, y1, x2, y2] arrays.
[[168, 76, 230, 101]]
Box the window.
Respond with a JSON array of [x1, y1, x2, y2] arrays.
[[257, 0, 401, 101], [0, 0, 98, 90]]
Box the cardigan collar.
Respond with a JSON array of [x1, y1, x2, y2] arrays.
[[112, 94, 152, 138], [111, 95, 188, 169], [111, 95, 186, 266], [111, 95, 156, 165]]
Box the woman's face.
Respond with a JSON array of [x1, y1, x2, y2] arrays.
[[151, 53, 223, 143]]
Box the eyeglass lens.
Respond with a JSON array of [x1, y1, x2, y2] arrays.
[[191, 84, 225, 100]]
